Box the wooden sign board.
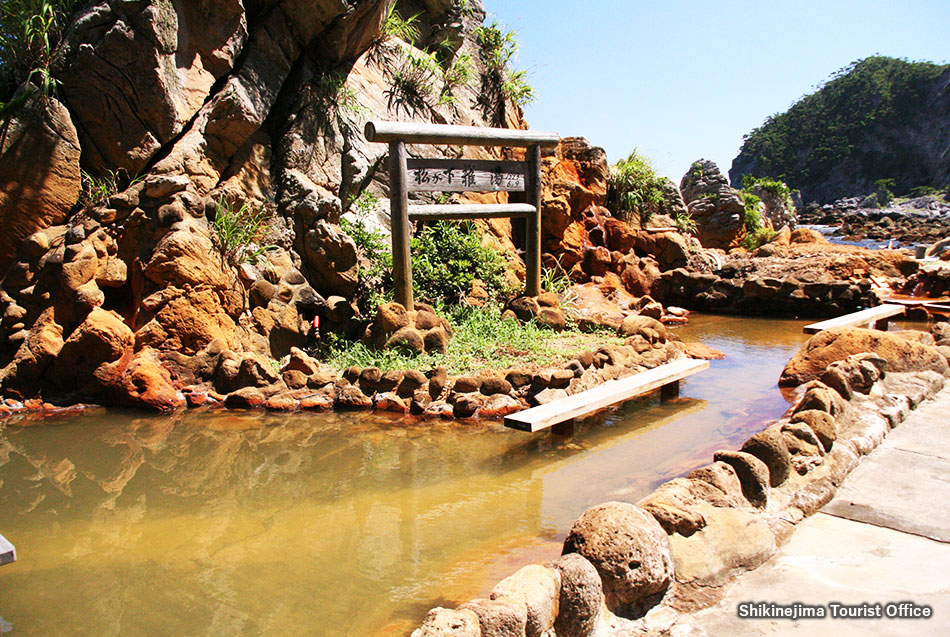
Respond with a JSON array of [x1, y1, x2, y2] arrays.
[[406, 159, 526, 193]]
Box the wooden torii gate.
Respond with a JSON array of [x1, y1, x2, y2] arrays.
[[364, 120, 560, 311]]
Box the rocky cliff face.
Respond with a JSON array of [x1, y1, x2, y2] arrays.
[[0, 0, 531, 408], [730, 57, 950, 204], [680, 159, 745, 249]]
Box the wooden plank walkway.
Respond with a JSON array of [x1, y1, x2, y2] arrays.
[[0, 533, 15, 566], [803, 304, 905, 334], [504, 358, 709, 432]]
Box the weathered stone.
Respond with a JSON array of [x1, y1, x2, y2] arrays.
[[781, 421, 824, 458], [423, 327, 450, 353], [790, 410, 837, 451], [377, 302, 409, 333], [537, 307, 566, 331], [428, 366, 448, 397], [282, 369, 308, 389], [458, 598, 527, 637], [454, 376, 483, 393], [385, 327, 425, 355], [453, 394, 482, 418], [480, 377, 513, 396], [411, 607, 480, 637], [478, 394, 522, 418], [399, 370, 428, 397], [740, 428, 792, 487], [685, 462, 746, 507], [562, 502, 673, 615], [335, 384, 372, 409], [547, 553, 603, 637], [781, 327, 949, 387], [789, 227, 827, 244], [679, 160, 745, 249], [374, 392, 408, 413], [794, 381, 846, 417], [509, 296, 541, 321], [225, 387, 267, 409], [619, 315, 668, 342], [549, 369, 574, 389], [505, 369, 533, 387], [0, 94, 81, 273], [282, 347, 320, 376], [490, 565, 561, 637], [713, 450, 770, 508], [358, 366, 382, 393]]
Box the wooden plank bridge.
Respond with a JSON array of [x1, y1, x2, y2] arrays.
[[504, 358, 709, 433], [803, 304, 905, 334]]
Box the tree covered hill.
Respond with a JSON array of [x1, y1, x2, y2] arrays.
[[730, 56, 950, 204]]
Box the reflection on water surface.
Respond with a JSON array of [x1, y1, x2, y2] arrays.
[[0, 314, 808, 635]]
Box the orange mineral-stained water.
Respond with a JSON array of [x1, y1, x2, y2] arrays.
[[0, 315, 811, 635]]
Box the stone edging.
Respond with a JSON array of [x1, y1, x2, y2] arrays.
[[409, 329, 950, 636]]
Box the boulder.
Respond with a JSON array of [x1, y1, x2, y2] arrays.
[[562, 502, 673, 616], [780, 327, 949, 387], [411, 608, 480, 637], [790, 410, 837, 451], [0, 93, 81, 273], [458, 598, 527, 637], [490, 564, 561, 637], [548, 553, 603, 637], [50, 308, 135, 393], [712, 451, 769, 508], [108, 348, 185, 411], [793, 380, 847, 417], [679, 160, 745, 249], [789, 228, 827, 244], [740, 428, 792, 487]]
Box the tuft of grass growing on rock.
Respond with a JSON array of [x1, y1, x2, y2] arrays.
[[211, 198, 277, 265], [318, 304, 624, 375]]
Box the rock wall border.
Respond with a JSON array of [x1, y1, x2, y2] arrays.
[[410, 325, 950, 636]]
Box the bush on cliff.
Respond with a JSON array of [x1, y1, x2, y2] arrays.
[[608, 150, 666, 226]]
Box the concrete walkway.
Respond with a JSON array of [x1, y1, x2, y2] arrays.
[[682, 386, 950, 635]]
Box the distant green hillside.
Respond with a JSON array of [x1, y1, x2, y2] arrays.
[[730, 56, 950, 204]]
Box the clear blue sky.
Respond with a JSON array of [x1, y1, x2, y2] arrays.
[[483, 0, 950, 184]]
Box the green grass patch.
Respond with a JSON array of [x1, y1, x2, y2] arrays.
[[317, 304, 624, 375]]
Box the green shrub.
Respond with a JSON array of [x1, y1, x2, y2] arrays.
[[674, 211, 697, 235], [873, 178, 895, 207], [411, 220, 508, 305], [607, 149, 665, 225], [741, 175, 797, 217], [741, 227, 777, 251], [211, 199, 276, 265], [313, 72, 366, 125], [742, 191, 764, 231], [386, 49, 440, 114], [341, 196, 394, 314]]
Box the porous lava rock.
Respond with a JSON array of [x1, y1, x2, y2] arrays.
[[781, 327, 950, 387], [562, 502, 673, 616]]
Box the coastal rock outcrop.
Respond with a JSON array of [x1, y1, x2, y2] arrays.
[[780, 327, 950, 387], [679, 160, 745, 250]]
